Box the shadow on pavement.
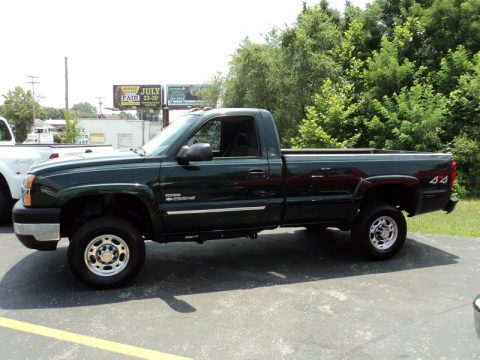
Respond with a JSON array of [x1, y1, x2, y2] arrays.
[[0, 225, 13, 234], [0, 229, 458, 312]]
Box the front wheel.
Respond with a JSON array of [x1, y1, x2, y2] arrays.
[[0, 187, 13, 224], [352, 203, 407, 260], [68, 216, 145, 289]]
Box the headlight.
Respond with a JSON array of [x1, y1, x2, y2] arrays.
[[22, 174, 35, 207]]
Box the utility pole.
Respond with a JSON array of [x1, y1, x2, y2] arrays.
[[95, 96, 104, 118], [65, 57, 69, 112], [27, 75, 39, 122]]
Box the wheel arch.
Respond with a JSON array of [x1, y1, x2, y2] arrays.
[[350, 176, 421, 224], [60, 191, 158, 240]]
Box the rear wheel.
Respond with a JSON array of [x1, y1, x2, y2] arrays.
[[352, 203, 406, 260], [68, 216, 145, 289]]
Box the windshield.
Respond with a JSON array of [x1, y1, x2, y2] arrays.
[[142, 114, 201, 156]]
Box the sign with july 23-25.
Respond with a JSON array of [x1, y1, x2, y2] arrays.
[[113, 85, 163, 110]]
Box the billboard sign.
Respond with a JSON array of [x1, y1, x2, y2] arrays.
[[113, 85, 163, 110], [166, 84, 207, 109]]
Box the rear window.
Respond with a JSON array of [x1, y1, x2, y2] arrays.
[[0, 119, 12, 141]]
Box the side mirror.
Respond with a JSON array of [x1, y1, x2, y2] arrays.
[[177, 143, 213, 165]]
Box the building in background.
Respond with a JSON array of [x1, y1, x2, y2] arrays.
[[45, 118, 162, 149]]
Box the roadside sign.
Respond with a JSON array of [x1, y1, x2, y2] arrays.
[[113, 85, 163, 110], [166, 84, 207, 109], [89, 132, 106, 145]]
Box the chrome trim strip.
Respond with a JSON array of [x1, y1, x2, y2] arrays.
[[167, 206, 266, 215], [14, 223, 60, 241]]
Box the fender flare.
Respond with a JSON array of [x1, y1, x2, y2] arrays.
[[56, 183, 161, 233], [348, 175, 422, 223]]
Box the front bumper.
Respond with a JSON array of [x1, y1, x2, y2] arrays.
[[12, 201, 61, 251]]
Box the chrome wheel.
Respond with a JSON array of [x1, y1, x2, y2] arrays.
[[84, 235, 130, 277], [369, 216, 398, 250]]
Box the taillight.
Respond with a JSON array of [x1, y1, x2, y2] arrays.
[[449, 160, 457, 189], [49, 153, 59, 159]]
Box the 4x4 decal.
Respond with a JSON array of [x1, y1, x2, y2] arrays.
[[429, 176, 449, 185]]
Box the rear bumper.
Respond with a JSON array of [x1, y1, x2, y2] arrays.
[[12, 201, 61, 251], [443, 198, 458, 214], [418, 188, 458, 215]]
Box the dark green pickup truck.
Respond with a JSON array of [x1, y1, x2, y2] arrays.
[[13, 108, 457, 288]]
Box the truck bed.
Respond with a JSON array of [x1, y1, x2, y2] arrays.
[[280, 148, 454, 227]]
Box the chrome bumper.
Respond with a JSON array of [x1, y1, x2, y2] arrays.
[[13, 223, 60, 251], [12, 201, 61, 251], [14, 223, 60, 241]]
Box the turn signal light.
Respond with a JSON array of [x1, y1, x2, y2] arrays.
[[22, 174, 35, 207]]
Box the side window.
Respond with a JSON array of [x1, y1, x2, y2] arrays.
[[0, 121, 12, 141], [187, 115, 260, 158], [187, 120, 221, 151]]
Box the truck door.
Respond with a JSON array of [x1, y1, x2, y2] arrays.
[[160, 115, 271, 233]]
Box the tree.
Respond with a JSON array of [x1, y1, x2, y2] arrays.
[[291, 79, 358, 148], [224, 39, 281, 110], [446, 52, 480, 139], [279, 4, 343, 122], [434, 46, 475, 95], [118, 111, 136, 120], [2, 87, 37, 142], [40, 106, 65, 120], [446, 52, 480, 195], [201, 72, 224, 108], [367, 83, 447, 151], [223, 3, 343, 145], [63, 110, 83, 143], [449, 135, 480, 196], [364, 33, 415, 99], [422, 0, 480, 68], [71, 102, 97, 118]]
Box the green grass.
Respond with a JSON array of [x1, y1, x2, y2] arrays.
[[407, 199, 480, 238]]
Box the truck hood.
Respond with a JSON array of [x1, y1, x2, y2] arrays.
[[29, 149, 146, 174]]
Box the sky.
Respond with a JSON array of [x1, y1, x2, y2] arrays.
[[0, 0, 369, 112]]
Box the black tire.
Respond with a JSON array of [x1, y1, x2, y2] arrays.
[[305, 225, 327, 232], [0, 187, 13, 225], [67, 216, 145, 289], [352, 203, 407, 260]]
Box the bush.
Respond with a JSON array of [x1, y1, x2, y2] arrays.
[[450, 134, 480, 197]]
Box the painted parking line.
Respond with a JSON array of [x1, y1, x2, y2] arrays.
[[0, 317, 192, 360]]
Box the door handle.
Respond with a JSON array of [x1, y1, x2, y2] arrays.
[[248, 169, 267, 178]]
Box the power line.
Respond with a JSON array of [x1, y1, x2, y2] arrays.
[[95, 96, 104, 118], [27, 75, 39, 122]]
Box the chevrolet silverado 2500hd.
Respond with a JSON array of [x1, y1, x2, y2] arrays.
[[12, 108, 457, 288]]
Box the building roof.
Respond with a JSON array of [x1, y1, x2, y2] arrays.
[[44, 119, 66, 127]]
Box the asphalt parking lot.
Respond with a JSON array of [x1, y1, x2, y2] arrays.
[[0, 225, 479, 359]]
